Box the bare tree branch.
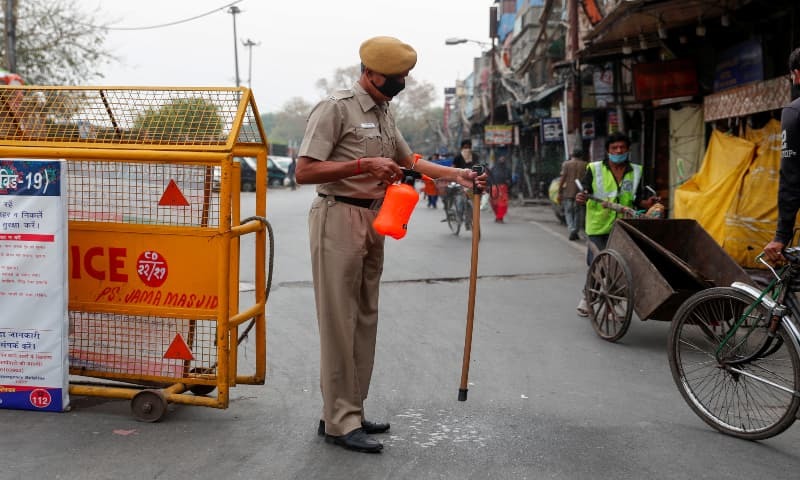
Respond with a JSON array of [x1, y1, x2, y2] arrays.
[[2, 0, 114, 85]]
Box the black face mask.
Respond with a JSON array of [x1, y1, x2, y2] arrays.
[[372, 74, 405, 98]]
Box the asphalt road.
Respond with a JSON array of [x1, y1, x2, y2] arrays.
[[2, 185, 799, 479]]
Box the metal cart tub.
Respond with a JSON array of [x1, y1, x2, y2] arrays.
[[584, 218, 751, 342]]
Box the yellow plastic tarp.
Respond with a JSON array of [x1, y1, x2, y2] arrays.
[[723, 119, 782, 268], [673, 129, 755, 242]]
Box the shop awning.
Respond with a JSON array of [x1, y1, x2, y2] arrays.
[[703, 77, 790, 121], [579, 0, 739, 60], [523, 83, 564, 105]]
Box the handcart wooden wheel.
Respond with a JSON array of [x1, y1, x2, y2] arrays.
[[585, 249, 634, 342]]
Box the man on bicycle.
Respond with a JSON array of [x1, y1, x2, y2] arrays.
[[452, 139, 479, 169], [764, 46, 800, 263]]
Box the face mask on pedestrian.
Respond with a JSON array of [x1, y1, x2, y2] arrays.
[[461, 148, 472, 162], [608, 152, 629, 164], [372, 73, 405, 97]]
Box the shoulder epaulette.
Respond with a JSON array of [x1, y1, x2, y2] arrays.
[[328, 89, 355, 101]]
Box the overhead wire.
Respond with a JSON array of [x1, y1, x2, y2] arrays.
[[100, 0, 243, 31]]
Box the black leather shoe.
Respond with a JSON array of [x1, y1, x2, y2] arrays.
[[361, 419, 390, 434], [318, 419, 390, 436], [325, 428, 383, 453]]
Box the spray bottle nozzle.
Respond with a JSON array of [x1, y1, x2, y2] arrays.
[[400, 168, 422, 184]]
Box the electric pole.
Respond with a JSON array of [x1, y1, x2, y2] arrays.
[[242, 38, 260, 90], [228, 5, 241, 87]]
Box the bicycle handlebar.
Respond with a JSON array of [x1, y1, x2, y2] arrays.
[[471, 164, 485, 195], [784, 246, 800, 264], [758, 246, 800, 266]]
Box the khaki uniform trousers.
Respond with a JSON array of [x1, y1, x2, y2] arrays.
[[309, 195, 384, 436]]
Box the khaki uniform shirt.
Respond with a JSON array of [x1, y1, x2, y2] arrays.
[[298, 82, 413, 199], [559, 158, 588, 199]]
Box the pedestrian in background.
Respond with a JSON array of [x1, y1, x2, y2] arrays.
[[559, 149, 588, 240], [288, 156, 297, 190], [488, 155, 512, 223], [452, 139, 478, 169], [574, 132, 658, 316], [424, 154, 440, 208], [295, 36, 486, 454]]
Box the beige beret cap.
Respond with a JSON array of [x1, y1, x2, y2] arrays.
[[359, 36, 417, 75]]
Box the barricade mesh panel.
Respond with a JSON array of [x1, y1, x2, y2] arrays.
[[66, 160, 221, 227], [0, 87, 264, 146], [69, 311, 217, 380]]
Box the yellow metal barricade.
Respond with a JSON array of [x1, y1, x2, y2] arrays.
[[0, 86, 269, 421]]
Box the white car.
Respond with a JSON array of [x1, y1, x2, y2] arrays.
[[269, 155, 293, 175]]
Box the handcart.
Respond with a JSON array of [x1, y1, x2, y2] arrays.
[[584, 218, 750, 342]]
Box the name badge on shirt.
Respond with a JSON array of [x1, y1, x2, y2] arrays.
[[360, 122, 376, 128]]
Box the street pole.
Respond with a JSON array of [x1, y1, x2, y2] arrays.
[[489, 39, 495, 127], [488, 37, 496, 163], [568, 0, 581, 149], [4, 0, 17, 73], [228, 6, 241, 87], [242, 38, 259, 90]]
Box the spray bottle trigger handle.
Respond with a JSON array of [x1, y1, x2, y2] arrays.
[[400, 168, 422, 179]]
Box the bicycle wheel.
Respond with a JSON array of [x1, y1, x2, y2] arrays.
[[585, 249, 633, 342], [464, 198, 473, 231], [668, 287, 800, 440], [447, 194, 463, 235]]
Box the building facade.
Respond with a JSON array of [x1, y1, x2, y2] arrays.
[[447, 0, 799, 205]]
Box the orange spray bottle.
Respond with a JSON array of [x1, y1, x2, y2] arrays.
[[373, 167, 423, 239]]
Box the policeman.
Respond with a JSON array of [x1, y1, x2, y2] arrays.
[[295, 36, 486, 453]]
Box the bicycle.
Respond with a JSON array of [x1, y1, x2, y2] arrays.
[[443, 181, 472, 235], [667, 247, 800, 440]]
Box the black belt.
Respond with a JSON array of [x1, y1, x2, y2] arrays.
[[318, 193, 381, 209]]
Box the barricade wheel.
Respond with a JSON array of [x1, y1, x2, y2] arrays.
[[585, 249, 633, 342], [189, 384, 216, 396], [131, 389, 168, 422], [188, 367, 216, 396]]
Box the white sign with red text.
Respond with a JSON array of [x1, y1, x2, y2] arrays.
[[0, 159, 69, 412]]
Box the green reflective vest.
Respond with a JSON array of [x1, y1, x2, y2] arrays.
[[585, 161, 642, 236]]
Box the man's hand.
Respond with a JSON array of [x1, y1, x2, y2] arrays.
[[763, 240, 786, 263], [575, 191, 587, 205], [639, 195, 660, 210], [454, 168, 487, 191], [361, 157, 404, 183]]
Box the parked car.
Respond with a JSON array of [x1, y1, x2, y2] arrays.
[[269, 155, 293, 177], [243, 156, 289, 191], [211, 156, 288, 192]]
